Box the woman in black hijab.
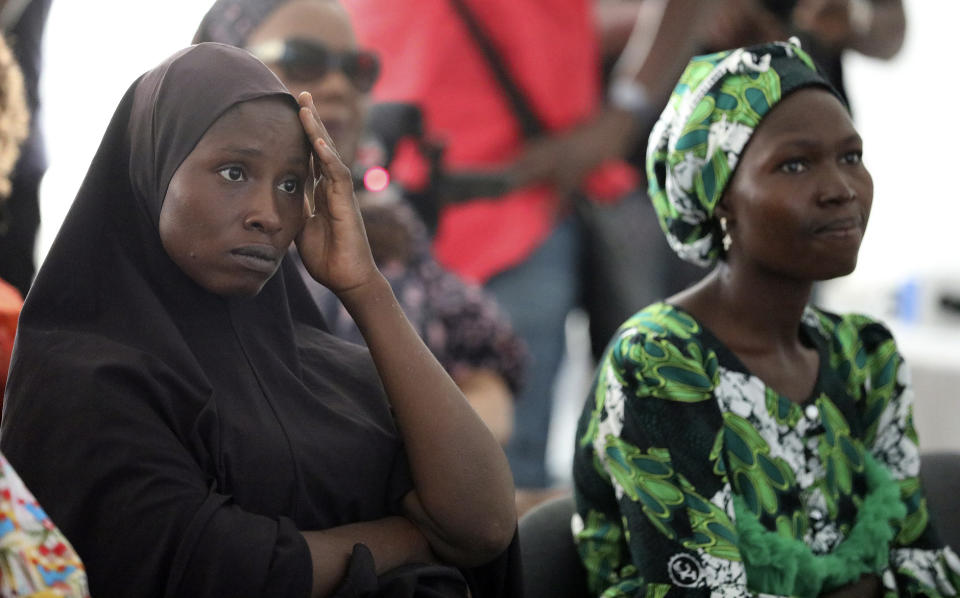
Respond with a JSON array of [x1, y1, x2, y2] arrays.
[[0, 42, 517, 598]]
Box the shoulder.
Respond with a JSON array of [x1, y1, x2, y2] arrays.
[[805, 306, 901, 362], [609, 302, 705, 351], [4, 327, 209, 426], [10, 327, 192, 384], [1, 329, 212, 481], [805, 306, 904, 395], [601, 302, 718, 404]]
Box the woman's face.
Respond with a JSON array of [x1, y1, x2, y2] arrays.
[[160, 97, 310, 297], [718, 87, 873, 281], [247, 0, 368, 166]]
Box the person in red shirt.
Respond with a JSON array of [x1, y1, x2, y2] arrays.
[[346, 0, 718, 500]]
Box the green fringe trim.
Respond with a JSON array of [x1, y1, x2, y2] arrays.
[[734, 453, 906, 598]]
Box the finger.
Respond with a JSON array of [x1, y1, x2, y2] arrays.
[[308, 151, 334, 219], [296, 104, 324, 182], [311, 186, 332, 223], [297, 92, 329, 145], [299, 108, 343, 186], [312, 138, 354, 189], [302, 178, 315, 218], [307, 142, 356, 223], [297, 92, 342, 161], [298, 105, 327, 159]]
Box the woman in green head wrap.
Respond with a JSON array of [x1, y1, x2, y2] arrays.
[[572, 40, 960, 598]]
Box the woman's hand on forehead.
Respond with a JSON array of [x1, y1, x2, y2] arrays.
[[294, 92, 379, 295]]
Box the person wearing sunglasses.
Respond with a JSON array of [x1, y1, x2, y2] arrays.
[[246, 38, 380, 93], [195, 0, 375, 168], [194, 0, 526, 448], [244, 35, 379, 169]]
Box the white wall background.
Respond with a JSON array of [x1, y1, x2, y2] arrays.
[[38, 1, 957, 300], [841, 1, 955, 285], [37, 0, 216, 257]]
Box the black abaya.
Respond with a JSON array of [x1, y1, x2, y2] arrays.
[[0, 44, 518, 598]]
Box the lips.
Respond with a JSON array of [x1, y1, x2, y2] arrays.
[[813, 216, 864, 238], [230, 245, 282, 274]]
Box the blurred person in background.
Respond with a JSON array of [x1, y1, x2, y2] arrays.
[[791, 0, 905, 108], [597, 0, 906, 109], [194, 0, 528, 446], [345, 0, 723, 510], [665, 0, 907, 110], [0, 0, 52, 297]]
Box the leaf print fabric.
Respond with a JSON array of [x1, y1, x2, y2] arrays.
[[572, 302, 960, 597]]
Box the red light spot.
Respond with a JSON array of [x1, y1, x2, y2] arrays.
[[363, 167, 391, 192]]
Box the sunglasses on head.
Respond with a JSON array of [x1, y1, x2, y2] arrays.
[[246, 38, 381, 93]]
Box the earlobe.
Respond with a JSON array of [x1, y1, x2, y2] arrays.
[[714, 203, 734, 253], [713, 201, 730, 222], [719, 216, 733, 252]]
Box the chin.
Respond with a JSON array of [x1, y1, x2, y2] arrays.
[[226, 286, 268, 298], [201, 275, 273, 298], [774, 251, 860, 282], [814, 256, 860, 281]]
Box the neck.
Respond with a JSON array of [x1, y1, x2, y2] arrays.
[[678, 261, 814, 352]]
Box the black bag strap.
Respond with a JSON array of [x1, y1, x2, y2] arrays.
[[447, 0, 547, 140]]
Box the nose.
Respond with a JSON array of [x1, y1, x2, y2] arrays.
[[818, 164, 858, 205], [307, 68, 357, 104], [243, 191, 283, 234]]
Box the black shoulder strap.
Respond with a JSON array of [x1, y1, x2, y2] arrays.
[[447, 0, 546, 140]]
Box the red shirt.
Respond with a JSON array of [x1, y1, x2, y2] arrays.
[[347, 0, 609, 283], [0, 278, 23, 408]]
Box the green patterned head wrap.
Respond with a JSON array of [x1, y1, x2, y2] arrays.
[[646, 40, 845, 266]]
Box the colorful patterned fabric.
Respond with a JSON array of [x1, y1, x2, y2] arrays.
[[646, 40, 842, 266], [0, 454, 88, 597], [573, 302, 960, 597]]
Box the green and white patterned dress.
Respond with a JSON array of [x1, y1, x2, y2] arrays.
[[573, 302, 960, 597]]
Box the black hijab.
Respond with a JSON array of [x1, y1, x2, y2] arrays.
[[0, 43, 413, 597]]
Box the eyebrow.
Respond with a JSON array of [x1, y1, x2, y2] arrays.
[[218, 146, 308, 167], [773, 133, 863, 151], [219, 146, 264, 158]]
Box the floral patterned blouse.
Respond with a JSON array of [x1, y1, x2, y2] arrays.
[[573, 302, 960, 597], [0, 453, 88, 597]]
